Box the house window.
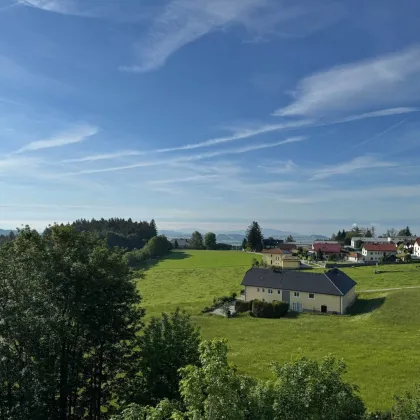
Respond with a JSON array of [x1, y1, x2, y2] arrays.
[[309, 293, 315, 299], [257, 288, 260, 292], [277, 290, 281, 294], [262, 288, 265, 292], [268, 289, 273, 294], [294, 292, 300, 297]]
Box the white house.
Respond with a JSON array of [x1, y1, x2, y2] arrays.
[[413, 238, 420, 258], [351, 237, 390, 248], [361, 244, 397, 262]]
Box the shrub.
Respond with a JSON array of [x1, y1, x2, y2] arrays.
[[235, 300, 252, 313], [251, 300, 289, 318]]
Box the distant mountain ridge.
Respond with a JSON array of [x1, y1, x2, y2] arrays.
[[0, 229, 14, 236], [159, 229, 328, 244]]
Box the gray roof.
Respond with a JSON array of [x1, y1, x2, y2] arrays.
[[241, 268, 356, 296]]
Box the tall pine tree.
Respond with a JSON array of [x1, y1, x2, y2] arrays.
[[246, 221, 263, 252]]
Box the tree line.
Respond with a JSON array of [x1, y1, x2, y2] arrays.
[[0, 226, 419, 419], [70, 218, 158, 250], [331, 225, 415, 246]]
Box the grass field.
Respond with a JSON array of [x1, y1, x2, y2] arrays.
[[137, 250, 420, 411]]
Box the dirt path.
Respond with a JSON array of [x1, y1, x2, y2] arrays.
[[359, 285, 420, 293]]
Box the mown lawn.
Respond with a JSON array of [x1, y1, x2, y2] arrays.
[[137, 250, 420, 411]]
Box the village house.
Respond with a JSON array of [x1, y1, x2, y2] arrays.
[[312, 242, 342, 259], [262, 249, 301, 269], [241, 267, 357, 314], [361, 243, 397, 262], [348, 252, 363, 262], [413, 238, 420, 258]]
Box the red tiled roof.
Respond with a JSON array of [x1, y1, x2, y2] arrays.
[[416, 238, 420, 246], [363, 243, 397, 252], [312, 243, 341, 253]]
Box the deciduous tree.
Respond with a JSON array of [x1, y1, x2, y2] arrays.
[[190, 231, 204, 249], [204, 232, 217, 250], [0, 225, 144, 420]]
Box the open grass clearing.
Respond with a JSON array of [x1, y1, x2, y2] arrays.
[[137, 250, 420, 410]]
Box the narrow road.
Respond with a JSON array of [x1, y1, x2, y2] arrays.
[[359, 285, 420, 293]]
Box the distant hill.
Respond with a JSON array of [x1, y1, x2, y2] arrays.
[[0, 229, 14, 236], [160, 228, 328, 245]]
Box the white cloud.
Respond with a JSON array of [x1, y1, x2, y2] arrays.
[[148, 174, 219, 185], [309, 155, 397, 181], [334, 107, 419, 123], [274, 46, 420, 117], [0, 156, 39, 173], [15, 125, 98, 154], [258, 159, 297, 174], [63, 136, 305, 176], [120, 0, 342, 73], [156, 120, 311, 152], [63, 150, 143, 163]]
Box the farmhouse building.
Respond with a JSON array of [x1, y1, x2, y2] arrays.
[[361, 243, 397, 261], [262, 249, 301, 269], [414, 238, 420, 258], [348, 252, 363, 262], [312, 243, 342, 258], [241, 268, 357, 314]]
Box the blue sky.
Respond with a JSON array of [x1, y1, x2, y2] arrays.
[[1, 0, 420, 235]]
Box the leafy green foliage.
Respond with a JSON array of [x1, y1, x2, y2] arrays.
[[0, 225, 144, 419], [124, 235, 172, 267], [251, 300, 289, 318], [204, 232, 217, 250], [397, 226, 412, 237], [235, 300, 252, 313], [246, 221, 263, 252], [71, 217, 157, 250], [285, 235, 294, 242], [241, 238, 247, 249], [190, 231, 204, 250], [118, 309, 200, 407], [391, 385, 420, 420]]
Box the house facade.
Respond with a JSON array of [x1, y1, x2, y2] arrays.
[[348, 252, 363, 262], [241, 268, 357, 314], [262, 249, 301, 269], [312, 243, 342, 258], [413, 239, 420, 258], [361, 243, 397, 261]]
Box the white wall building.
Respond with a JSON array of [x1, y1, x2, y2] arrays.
[[361, 244, 397, 262], [414, 239, 420, 258]]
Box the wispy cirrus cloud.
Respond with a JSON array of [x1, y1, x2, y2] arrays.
[[309, 155, 397, 181], [63, 150, 143, 163], [156, 120, 311, 152], [62, 136, 305, 176], [120, 0, 343, 73], [274, 46, 420, 117], [17, 0, 148, 20], [15, 125, 98, 154]]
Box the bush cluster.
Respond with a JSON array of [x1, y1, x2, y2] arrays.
[[202, 293, 237, 313], [235, 300, 252, 313], [251, 300, 289, 318]]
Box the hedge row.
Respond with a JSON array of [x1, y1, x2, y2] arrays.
[[235, 299, 289, 318], [251, 300, 289, 318]]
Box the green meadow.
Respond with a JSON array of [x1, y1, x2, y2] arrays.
[[137, 250, 420, 410]]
